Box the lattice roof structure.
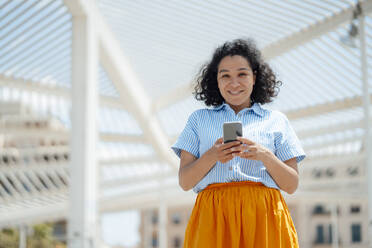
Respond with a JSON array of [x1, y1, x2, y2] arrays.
[[0, 0, 371, 245]]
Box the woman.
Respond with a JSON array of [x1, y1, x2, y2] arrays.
[[171, 39, 306, 248]]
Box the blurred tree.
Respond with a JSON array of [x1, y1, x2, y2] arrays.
[[0, 224, 66, 248], [0, 228, 18, 248]]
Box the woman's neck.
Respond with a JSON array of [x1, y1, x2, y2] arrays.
[[228, 101, 252, 114]]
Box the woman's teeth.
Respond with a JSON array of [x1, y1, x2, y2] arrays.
[[228, 90, 242, 95]]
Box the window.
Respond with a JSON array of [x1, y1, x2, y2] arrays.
[[312, 169, 322, 178], [313, 205, 329, 215], [172, 213, 181, 225], [325, 168, 335, 177], [53, 221, 67, 238], [351, 224, 362, 243], [2, 156, 9, 165], [350, 205, 360, 214], [151, 211, 158, 225], [315, 224, 325, 244], [152, 232, 158, 247], [347, 166, 359, 176], [173, 236, 181, 248]]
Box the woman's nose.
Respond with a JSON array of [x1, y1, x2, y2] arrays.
[[230, 77, 240, 86]]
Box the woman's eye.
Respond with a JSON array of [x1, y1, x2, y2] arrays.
[[222, 74, 230, 78], [239, 73, 247, 77]]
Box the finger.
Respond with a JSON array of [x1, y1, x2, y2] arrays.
[[237, 137, 255, 145], [215, 137, 224, 144], [221, 141, 241, 150], [221, 146, 242, 156], [238, 151, 256, 159], [222, 148, 238, 156], [223, 143, 248, 152], [230, 145, 245, 153]]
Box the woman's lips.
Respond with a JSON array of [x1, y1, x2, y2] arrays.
[[228, 90, 244, 95]]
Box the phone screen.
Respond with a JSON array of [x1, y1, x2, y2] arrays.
[[223, 122, 242, 143]]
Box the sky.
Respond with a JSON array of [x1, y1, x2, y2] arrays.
[[101, 210, 140, 247]]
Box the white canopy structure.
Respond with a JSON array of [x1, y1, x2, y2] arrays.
[[0, 0, 371, 247]]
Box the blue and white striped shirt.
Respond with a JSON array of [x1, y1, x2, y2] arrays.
[[171, 102, 306, 193]]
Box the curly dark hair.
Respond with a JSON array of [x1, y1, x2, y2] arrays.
[[194, 38, 282, 107]]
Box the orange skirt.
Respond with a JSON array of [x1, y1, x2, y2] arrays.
[[183, 181, 299, 248]]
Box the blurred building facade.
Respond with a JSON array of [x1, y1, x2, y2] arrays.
[[139, 205, 192, 248], [139, 191, 368, 248]]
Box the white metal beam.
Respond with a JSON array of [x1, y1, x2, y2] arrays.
[[297, 117, 371, 139], [0, 127, 146, 144], [100, 155, 158, 166], [101, 170, 176, 189], [63, 0, 178, 170], [100, 182, 196, 213], [262, 0, 372, 59], [68, 3, 99, 247], [0, 75, 124, 110], [99, 133, 146, 143], [152, 82, 194, 112], [98, 18, 179, 170], [301, 152, 365, 169], [303, 136, 362, 151], [286, 94, 372, 120], [358, 8, 372, 246]]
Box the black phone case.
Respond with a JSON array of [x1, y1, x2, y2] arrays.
[[223, 122, 242, 143]]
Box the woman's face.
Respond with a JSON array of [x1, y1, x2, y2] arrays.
[[217, 55, 256, 112]]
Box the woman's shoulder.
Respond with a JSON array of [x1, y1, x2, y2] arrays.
[[260, 105, 288, 122], [189, 107, 221, 118]]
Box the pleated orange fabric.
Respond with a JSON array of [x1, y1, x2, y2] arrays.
[[183, 181, 299, 248]]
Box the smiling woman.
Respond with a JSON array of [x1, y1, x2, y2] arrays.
[[172, 38, 306, 248], [217, 55, 256, 112], [194, 38, 281, 109]]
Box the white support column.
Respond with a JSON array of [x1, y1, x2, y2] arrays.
[[296, 201, 310, 248], [148, 210, 153, 248], [68, 7, 99, 248], [158, 203, 167, 248], [331, 204, 339, 248], [143, 211, 149, 248], [359, 10, 372, 248], [19, 225, 26, 248]]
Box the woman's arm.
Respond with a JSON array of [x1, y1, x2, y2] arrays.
[[235, 137, 299, 194], [178, 139, 241, 191], [261, 156, 299, 194], [178, 150, 216, 191]]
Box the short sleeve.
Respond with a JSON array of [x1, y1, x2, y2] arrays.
[[171, 111, 200, 159], [274, 114, 306, 163]]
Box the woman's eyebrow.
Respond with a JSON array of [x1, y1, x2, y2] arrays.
[[219, 67, 250, 73], [219, 69, 229, 73]]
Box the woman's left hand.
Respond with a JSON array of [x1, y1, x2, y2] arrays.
[[232, 137, 273, 162]]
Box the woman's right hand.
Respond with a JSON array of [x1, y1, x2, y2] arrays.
[[208, 138, 242, 164]]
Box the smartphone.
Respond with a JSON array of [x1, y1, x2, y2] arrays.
[[223, 121, 242, 143]]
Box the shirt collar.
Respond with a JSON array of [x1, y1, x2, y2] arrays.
[[212, 102, 265, 117]]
